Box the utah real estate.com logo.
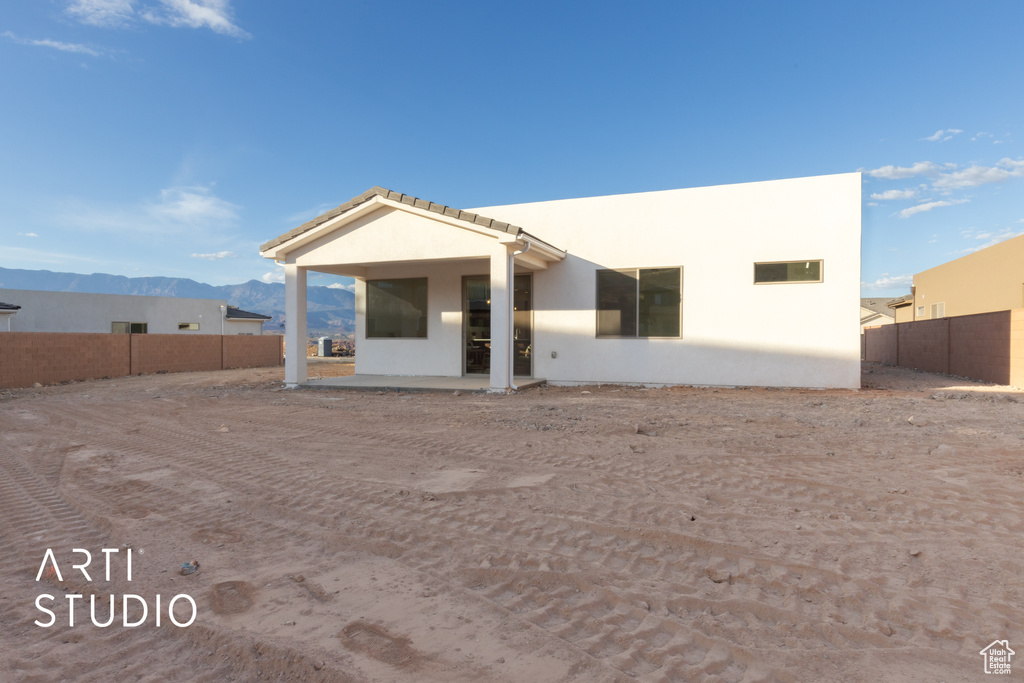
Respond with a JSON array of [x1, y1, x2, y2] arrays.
[[980, 640, 1014, 675]]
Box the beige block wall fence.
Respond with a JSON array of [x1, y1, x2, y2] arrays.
[[0, 333, 283, 389], [864, 308, 1024, 387]]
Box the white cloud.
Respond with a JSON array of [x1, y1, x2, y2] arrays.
[[141, 0, 250, 38], [260, 270, 285, 284], [897, 199, 969, 219], [869, 189, 918, 201], [2, 31, 101, 56], [147, 185, 240, 226], [866, 161, 947, 180], [66, 0, 249, 38], [67, 0, 136, 28], [861, 273, 913, 291], [58, 184, 240, 237], [924, 129, 963, 142], [16, 232, 39, 237], [931, 158, 1024, 190], [327, 282, 354, 291], [190, 251, 236, 260], [960, 230, 1024, 254]]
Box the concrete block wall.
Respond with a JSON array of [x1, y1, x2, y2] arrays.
[[863, 308, 1024, 387], [130, 334, 222, 375], [948, 311, 1012, 385], [863, 324, 897, 365], [0, 333, 130, 388], [1, 332, 283, 389], [897, 318, 950, 375], [223, 335, 284, 369]]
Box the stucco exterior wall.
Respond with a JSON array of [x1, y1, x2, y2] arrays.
[[278, 172, 861, 389], [354, 258, 495, 377], [913, 233, 1024, 319], [470, 172, 862, 388], [892, 305, 914, 323], [0, 289, 259, 335]]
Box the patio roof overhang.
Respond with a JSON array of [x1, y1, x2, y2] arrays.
[[260, 187, 566, 391], [259, 187, 565, 273]]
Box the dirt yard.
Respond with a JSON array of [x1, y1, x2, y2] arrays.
[[1, 363, 1022, 682]]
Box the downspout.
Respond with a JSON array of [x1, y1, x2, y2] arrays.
[[508, 242, 531, 390]]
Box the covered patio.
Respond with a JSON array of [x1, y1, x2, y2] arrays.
[[260, 187, 565, 392]]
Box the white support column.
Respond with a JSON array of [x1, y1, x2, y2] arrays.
[[284, 263, 307, 387], [489, 244, 514, 392]]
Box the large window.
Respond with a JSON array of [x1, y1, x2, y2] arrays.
[[596, 267, 681, 338], [366, 277, 428, 338], [754, 260, 822, 284]]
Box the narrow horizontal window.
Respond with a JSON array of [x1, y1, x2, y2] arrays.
[[366, 278, 428, 338], [112, 322, 148, 334], [754, 260, 822, 284], [597, 267, 682, 338], [178, 322, 200, 330]]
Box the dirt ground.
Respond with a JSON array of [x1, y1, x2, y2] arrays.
[[1, 362, 1022, 682]]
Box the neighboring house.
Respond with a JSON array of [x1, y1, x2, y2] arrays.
[[860, 298, 895, 333], [886, 294, 914, 323], [260, 172, 862, 391], [225, 305, 272, 333], [0, 301, 20, 331], [0, 289, 268, 335], [911, 232, 1024, 320]]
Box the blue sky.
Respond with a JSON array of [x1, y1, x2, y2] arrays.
[[2, 1, 1022, 296]]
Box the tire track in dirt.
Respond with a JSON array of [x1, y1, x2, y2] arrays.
[[48, 406, 972, 681]]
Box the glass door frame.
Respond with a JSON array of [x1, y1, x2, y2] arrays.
[[462, 273, 533, 377]]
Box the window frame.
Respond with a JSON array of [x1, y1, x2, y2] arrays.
[[365, 277, 429, 339], [112, 322, 148, 334], [753, 260, 824, 285], [178, 322, 200, 331], [595, 266, 683, 339]]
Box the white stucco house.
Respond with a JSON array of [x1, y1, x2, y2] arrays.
[[0, 301, 20, 331], [0, 289, 270, 335], [261, 172, 862, 390]]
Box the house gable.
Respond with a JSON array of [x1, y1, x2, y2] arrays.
[[288, 204, 513, 271]]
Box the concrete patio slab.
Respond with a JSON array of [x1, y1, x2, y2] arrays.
[[300, 375, 546, 393]]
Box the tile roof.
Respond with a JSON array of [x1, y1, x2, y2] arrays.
[[260, 187, 523, 253], [225, 306, 271, 321], [860, 298, 896, 316], [0, 302, 21, 311], [887, 294, 914, 308]]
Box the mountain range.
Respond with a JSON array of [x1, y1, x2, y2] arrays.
[[0, 267, 354, 337]]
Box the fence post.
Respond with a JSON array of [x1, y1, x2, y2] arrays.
[[945, 318, 951, 375], [895, 322, 900, 368]]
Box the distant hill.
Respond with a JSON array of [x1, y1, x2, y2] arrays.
[[0, 267, 354, 337]]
